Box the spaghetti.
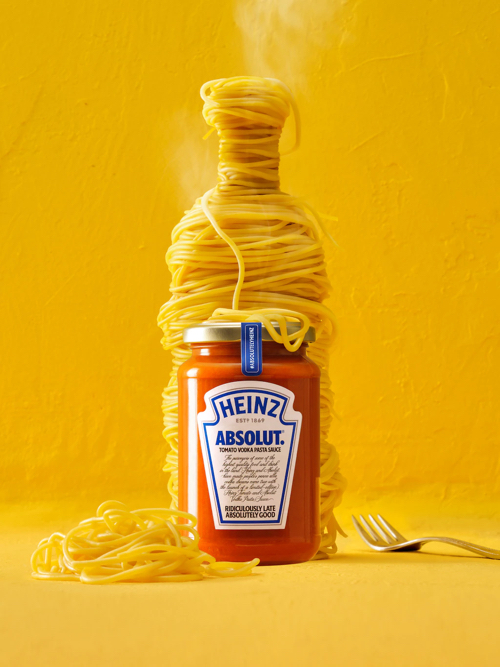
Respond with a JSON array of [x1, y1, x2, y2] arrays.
[[31, 501, 259, 583], [158, 76, 346, 556]]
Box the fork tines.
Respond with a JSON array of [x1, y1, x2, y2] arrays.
[[352, 513, 405, 548]]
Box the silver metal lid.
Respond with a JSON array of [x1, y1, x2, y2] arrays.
[[183, 322, 316, 344]]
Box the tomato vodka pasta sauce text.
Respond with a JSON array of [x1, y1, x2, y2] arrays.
[[158, 76, 346, 559]]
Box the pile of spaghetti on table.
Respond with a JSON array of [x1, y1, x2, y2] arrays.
[[31, 501, 259, 584]]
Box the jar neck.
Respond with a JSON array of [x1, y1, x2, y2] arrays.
[[189, 341, 308, 357]]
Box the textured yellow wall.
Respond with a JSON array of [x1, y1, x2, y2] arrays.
[[2, 0, 499, 505]]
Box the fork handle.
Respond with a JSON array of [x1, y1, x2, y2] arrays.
[[416, 537, 500, 559]]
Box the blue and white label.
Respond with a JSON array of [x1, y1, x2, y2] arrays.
[[241, 322, 262, 376], [197, 381, 302, 530]]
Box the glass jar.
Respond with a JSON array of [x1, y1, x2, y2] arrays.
[[178, 322, 320, 565]]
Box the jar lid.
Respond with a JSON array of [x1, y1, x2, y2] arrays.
[[183, 322, 316, 343]]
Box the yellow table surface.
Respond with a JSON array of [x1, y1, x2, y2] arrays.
[[2, 498, 499, 666]]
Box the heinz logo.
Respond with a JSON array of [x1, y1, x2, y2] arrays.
[[215, 393, 282, 419]]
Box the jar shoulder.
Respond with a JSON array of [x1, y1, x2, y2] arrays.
[[178, 353, 320, 380]]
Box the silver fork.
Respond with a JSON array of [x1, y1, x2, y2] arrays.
[[352, 513, 500, 560]]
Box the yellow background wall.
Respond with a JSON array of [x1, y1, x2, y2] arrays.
[[2, 0, 499, 508]]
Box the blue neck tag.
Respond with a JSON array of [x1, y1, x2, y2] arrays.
[[241, 322, 262, 376]]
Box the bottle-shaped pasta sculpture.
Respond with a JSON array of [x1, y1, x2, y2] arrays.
[[158, 77, 346, 558]]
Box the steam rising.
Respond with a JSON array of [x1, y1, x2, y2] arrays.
[[167, 108, 218, 207], [235, 0, 343, 90]]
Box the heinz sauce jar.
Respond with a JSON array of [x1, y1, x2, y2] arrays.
[[178, 322, 320, 565]]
